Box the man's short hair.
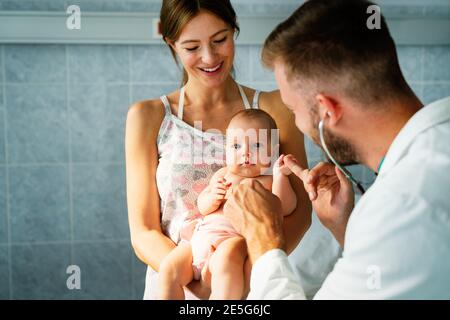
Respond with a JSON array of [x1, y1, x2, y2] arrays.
[[262, 0, 412, 105]]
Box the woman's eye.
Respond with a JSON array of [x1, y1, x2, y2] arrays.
[[185, 47, 199, 52], [214, 37, 227, 44]]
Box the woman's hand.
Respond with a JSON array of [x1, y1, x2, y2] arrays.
[[223, 179, 285, 263], [283, 155, 354, 247]]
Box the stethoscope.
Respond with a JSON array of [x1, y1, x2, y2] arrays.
[[318, 118, 366, 194]]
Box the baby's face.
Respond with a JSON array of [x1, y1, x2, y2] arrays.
[[225, 117, 276, 177]]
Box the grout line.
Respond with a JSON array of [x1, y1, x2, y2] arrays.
[[66, 44, 75, 300], [3, 81, 180, 86], [2, 44, 12, 299], [128, 44, 135, 299], [9, 239, 131, 246], [7, 161, 124, 167], [249, 46, 254, 82], [66, 45, 74, 269], [420, 46, 425, 99]]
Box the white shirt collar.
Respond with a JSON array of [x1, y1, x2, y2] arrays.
[[378, 96, 450, 177]]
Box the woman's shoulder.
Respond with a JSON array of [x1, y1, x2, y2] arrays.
[[126, 97, 169, 138], [259, 89, 282, 109], [257, 89, 290, 118]]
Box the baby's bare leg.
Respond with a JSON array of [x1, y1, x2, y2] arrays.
[[208, 237, 247, 300], [158, 243, 194, 300]]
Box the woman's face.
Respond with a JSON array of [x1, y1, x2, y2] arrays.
[[172, 10, 235, 88]]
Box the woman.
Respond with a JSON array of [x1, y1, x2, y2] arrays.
[[125, 0, 311, 299]]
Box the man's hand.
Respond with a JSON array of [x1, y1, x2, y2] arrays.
[[223, 179, 285, 263], [283, 155, 354, 247]]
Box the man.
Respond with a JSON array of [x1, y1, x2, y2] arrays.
[[224, 0, 450, 299]]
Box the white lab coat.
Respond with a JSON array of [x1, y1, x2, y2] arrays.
[[248, 96, 450, 300]]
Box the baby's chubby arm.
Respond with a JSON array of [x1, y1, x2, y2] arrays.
[[197, 167, 231, 216], [272, 154, 297, 216]]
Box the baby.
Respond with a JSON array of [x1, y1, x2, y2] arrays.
[[158, 109, 297, 300]]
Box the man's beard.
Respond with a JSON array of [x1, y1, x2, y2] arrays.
[[308, 106, 359, 166], [321, 126, 359, 166]]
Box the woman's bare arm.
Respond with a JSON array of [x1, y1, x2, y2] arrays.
[[125, 100, 175, 272]]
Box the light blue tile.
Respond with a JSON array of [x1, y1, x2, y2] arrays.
[[251, 2, 300, 16], [72, 164, 128, 241], [229, 2, 254, 15], [131, 84, 179, 104], [6, 85, 68, 164], [304, 136, 325, 165], [249, 82, 278, 92], [70, 84, 129, 162], [0, 245, 9, 299], [131, 45, 180, 83], [409, 82, 424, 102], [0, 108, 5, 164], [132, 255, 147, 300], [0, 45, 3, 83], [11, 243, 72, 299], [363, 167, 377, 190], [234, 45, 251, 83], [424, 5, 450, 18], [0, 167, 6, 243], [0, 0, 162, 11], [9, 165, 70, 242], [0, 82, 3, 109], [72, 242, 132, 299], [423, 83, 450, 105], [0, 0, 65, 11], [396, 46, 423, 83], [423, 47, 450, 81], [381, 5, 426, 18], [68, 45, 130, 83], [5, 45, 66, 83], [250, 46, 276, 82]]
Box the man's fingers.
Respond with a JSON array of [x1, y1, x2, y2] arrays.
[[283, 155, 308, 181], [308, 162, 336, 182], [335, 166, 352, 191]]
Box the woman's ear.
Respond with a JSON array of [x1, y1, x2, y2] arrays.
[[166, 38, 176, 52]]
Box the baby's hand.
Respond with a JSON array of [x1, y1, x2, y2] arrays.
[[273, 154, 293, 176], [211, 177, 232, 202]]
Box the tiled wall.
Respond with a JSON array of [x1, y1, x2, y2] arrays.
[[0, 0, 449, 300]]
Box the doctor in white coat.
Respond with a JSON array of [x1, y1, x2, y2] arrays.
[[224, 0, 450, 299]]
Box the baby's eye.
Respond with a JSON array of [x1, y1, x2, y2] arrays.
[[232, 143, 240, 149], [253, 142, 262, 148]]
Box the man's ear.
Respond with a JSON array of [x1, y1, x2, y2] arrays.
[[315, 93, 343, 126]]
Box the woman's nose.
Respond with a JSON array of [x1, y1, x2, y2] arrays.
[[201, 46, 216, 64]]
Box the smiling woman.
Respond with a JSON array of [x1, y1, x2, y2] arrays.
[[160, 0, 240, 87], [125, 0, 311, 300]]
